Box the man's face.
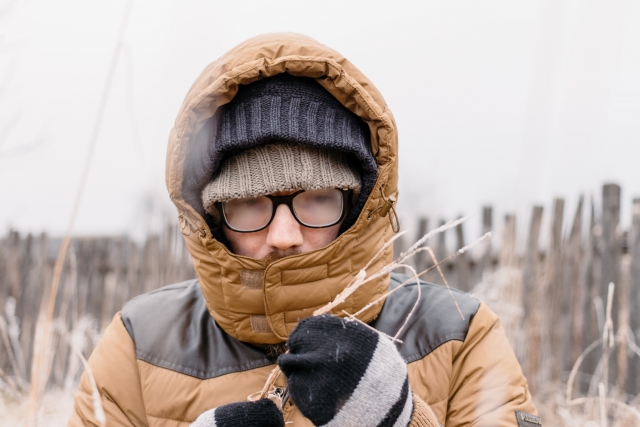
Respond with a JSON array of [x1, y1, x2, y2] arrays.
[[222, 190, 343, 260]]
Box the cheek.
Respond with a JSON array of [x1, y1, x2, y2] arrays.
[[223, 228, 269, 258], [300, 224, 341, 250]]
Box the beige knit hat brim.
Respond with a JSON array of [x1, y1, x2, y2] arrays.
[[201, 143, 361, 215]]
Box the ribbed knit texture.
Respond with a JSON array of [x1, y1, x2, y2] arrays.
[[201, 143, 361, 212], [278, 315, 413, 427], [409, 394, 442, 427], [184, 74, 377, 232], [190, 399, 284, 427]]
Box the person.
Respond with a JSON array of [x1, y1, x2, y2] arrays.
[[68, 33, 540, 427]]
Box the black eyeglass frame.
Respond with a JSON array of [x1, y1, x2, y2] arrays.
[[218, 188, 352, 233]]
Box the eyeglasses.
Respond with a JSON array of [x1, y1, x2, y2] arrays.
[[219, 188, 351, 233]]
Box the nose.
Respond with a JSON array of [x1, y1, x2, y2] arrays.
[[265, 204, 304, 251]]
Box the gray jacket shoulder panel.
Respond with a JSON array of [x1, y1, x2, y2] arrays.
[[372, 273, 481, 363], [121, 274, 480, 379], [121, 280, 272, 380]]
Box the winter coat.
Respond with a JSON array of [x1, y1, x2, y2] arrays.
[[68, 33, 538, 426]]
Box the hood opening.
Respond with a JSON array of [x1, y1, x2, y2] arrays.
[[181, 73, 377, 243], [166, 33, 399, 343]]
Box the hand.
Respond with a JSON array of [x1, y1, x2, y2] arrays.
[[190, 398, 284, 427], [278, 315, 413, 427]]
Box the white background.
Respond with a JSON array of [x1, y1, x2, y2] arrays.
[[1, 0, 639, 244]]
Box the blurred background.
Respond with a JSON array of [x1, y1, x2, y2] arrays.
[[1, 1, 640, 425], [1, 0, 639, 237]]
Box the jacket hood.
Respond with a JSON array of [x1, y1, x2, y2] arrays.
[[166, 33, 399, 344]]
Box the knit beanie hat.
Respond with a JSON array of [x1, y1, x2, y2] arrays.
[[202, 143, 361, 212], [197, 74, 377, 230]]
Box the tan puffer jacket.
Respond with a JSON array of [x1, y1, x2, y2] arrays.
[[68, 33, 539, 427]]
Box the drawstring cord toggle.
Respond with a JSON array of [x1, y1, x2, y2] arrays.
[[367, 184, 401, 233]]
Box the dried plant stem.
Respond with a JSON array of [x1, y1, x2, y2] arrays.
[[391, 264, 421, 339], [396, 216, 474, 265], [624, 329, 640, 358], [23, 3, 134, 425], [566, 338, 603, 403], [600, 283, 615, 405], [0, 367, 22, 398], [565, 281, 632, 426], [352, 233, 491, 319], [4, 298, 27, 380], [251, 364, 283, 401], [599, 382, 607, 427], [314, 231, 410, 316], [425, 247, 464, 320], [0, 374, 21, 401], [361, 230, 409, 273], [317, 220, 484, 318], [341, 311, 402, 343], [255, 219, 488, 405], [565, 334, 640, 406], [0, 317, 23, 389], [566, 397, 640, 422], [72, 348, 106, 427]]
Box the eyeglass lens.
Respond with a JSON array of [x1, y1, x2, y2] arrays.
[[292, 188, 343, 227], [222, 188, 344, 232]]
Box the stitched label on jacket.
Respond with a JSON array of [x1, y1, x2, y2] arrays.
[[240, 269, 264, 289], [250, 315, 273, 333], [515, 411, 542, 426]]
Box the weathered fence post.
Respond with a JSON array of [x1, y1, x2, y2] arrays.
[[478, 206, 493, 277], [414, 217, 429, 274], [602, 184, 622, 388], [455, 217, 471, 292], [393, 231, 405, 262], [581, 198, 601, 392], [8, 187, 640, 402], [542, 198, 565, 385], [521, 206, 543, 391], [498, 214, 521, 348], [423, 219, 448, 285], [627, 198, 640, 395], [563, 197, 584, 375], [500, 214, 517, 268]]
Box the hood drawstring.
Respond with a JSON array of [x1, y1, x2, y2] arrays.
[[179, 211, 207, 239], [367, 183, 400, 233]]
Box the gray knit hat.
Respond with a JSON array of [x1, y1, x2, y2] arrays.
[[191, 74, 377, 230], [202, 143, 361, 213]]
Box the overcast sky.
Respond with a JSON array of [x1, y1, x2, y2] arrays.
[[1, 0, 639, 243]]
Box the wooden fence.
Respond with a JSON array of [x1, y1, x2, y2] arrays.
[[394, 183, 639, 399], [1, 183, 639, 401], [0, 224, 195, 393]]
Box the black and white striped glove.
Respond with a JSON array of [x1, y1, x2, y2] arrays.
[[278, 315, 413, 427], [190, 398, 284, 427]]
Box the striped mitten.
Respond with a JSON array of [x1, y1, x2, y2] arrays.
[[278, 315, 413, 427], [190, 398, 284, 427]]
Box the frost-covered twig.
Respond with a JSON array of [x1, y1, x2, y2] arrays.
[[424, 246, 464, 320], [72, 348, 105, 427], [255, 218, 489, 408], [341, 311, 402, 343], [352, 232, 491, 320]]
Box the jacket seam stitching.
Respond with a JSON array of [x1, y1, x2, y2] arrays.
[[136, 352, 273, 380], [403, 333, 468, 364], [218, 265, 241, 339], [146, 413, 191, 423]]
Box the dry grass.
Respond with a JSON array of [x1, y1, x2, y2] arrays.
[[2, 218, 639, 426], [474, 272, 640, 427], [0, 390, 75, 427], [0, 307, 102, 427]]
